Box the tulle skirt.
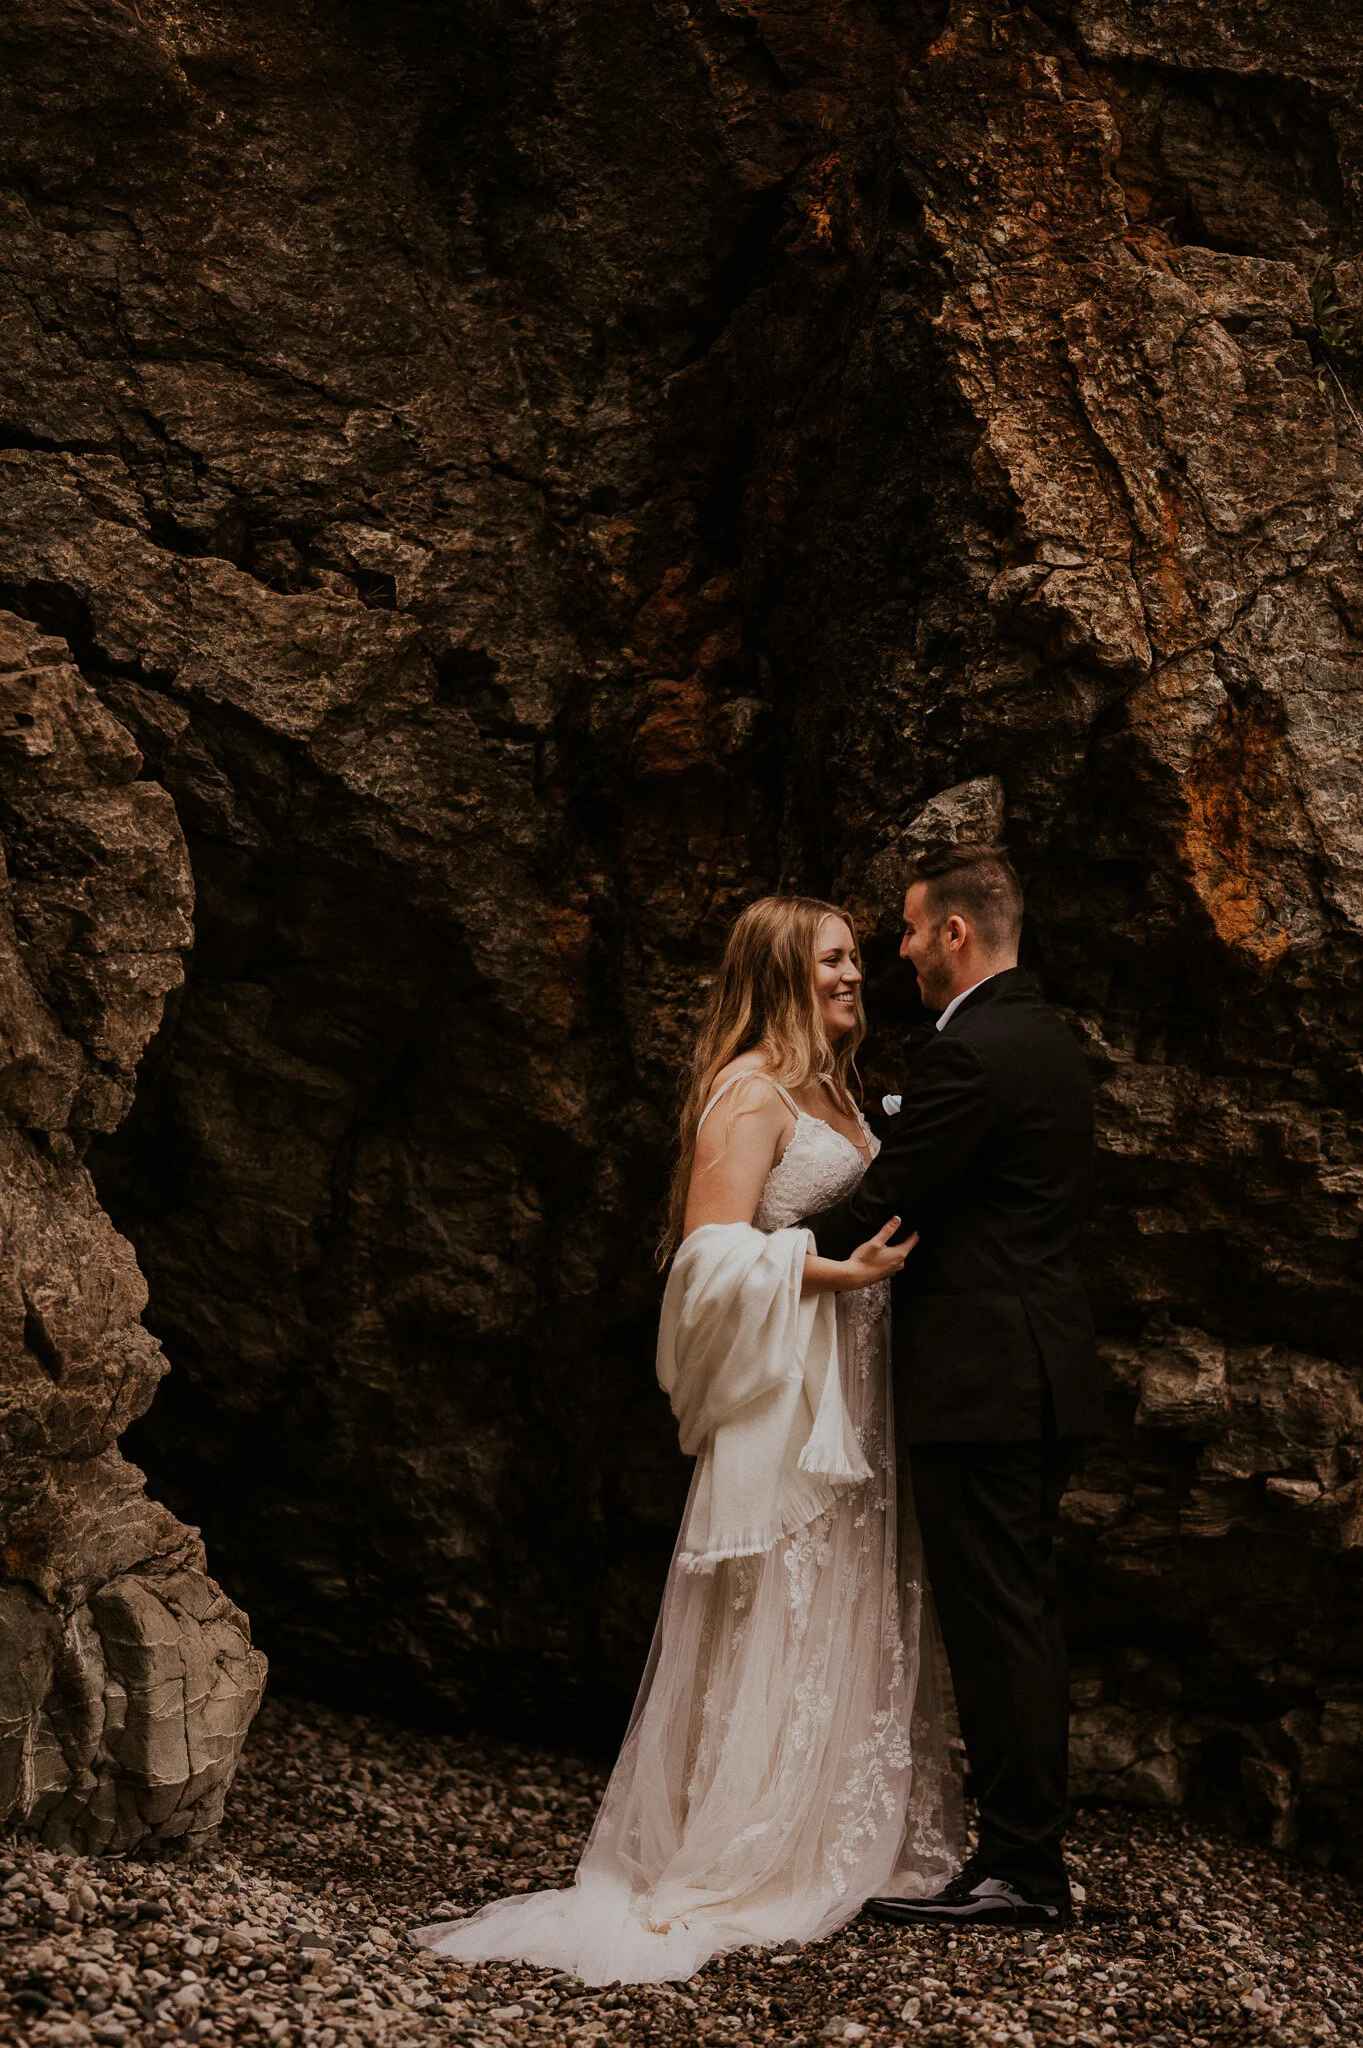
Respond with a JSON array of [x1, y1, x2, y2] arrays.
[[414, 1303, 964, 1984]]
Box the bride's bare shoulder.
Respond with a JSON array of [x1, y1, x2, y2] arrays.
[[690, 1060, 795, 1193], [707, 1056, 791, 1104], [695, 1060, 795, 1151]]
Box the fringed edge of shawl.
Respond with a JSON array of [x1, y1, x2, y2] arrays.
[[675, 1483, 868, 1574], [796, 1437, 874, 1484]]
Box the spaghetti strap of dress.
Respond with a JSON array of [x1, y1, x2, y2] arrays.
[[697, 1070, 803, 1132]]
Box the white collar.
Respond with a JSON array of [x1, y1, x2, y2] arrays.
[[935, 972, 1000, 1032]]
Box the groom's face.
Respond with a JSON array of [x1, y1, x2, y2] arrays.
[[900, 882, 965, 1010]]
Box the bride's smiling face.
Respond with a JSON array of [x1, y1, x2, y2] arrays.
[[813, 916, 862, 1039]]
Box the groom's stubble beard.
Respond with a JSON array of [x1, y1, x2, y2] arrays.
[[915, 924, 958, 1012]]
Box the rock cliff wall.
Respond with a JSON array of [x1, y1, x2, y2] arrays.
[[0, 609, 265, 1852], [0, 1, 1359, 1865]]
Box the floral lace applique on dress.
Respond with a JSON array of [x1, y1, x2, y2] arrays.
[[783, 1508, 835, 1645]]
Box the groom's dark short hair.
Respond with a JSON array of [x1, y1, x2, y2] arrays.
[[908, 843, 1024, 952]]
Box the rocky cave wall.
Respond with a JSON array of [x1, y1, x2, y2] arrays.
[[0, 0, 1360, 1865], [0, 606, 265, 1853]]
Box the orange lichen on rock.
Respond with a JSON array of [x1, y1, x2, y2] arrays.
[[1146, 477, 1198, 657], [802, 150, 842, 254], [630, 679, 717, 781], [1181, 702, 1292, 965]]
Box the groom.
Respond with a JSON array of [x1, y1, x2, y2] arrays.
[[806, 841, 1100, 1927]]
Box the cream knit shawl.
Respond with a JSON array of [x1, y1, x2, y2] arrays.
[[656, 1221, 872, 1572]]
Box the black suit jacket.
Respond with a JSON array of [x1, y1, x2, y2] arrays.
[[807, 968, 1101, 1442]]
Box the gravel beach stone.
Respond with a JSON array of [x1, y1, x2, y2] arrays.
[[1, 1696, 1359, 2048]]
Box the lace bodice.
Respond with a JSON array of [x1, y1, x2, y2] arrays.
[[754, 1107, 876, 1231], [751, 1105, 890, 1342]]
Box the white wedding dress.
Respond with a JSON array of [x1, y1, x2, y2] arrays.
[[415, 1086, 964, 1984]]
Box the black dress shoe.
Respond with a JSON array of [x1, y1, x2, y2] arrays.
[[864, 1860, 1069, 1928]]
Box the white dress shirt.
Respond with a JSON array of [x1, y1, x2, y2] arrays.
[[935, 972, 1001, 1032]]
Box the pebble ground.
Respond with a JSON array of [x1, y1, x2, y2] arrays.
[[2, 1696, 1360, 2048]]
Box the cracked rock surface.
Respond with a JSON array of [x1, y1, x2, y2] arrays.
[[0, 607, 264, 1852], [0, 0, 1361, 1868]]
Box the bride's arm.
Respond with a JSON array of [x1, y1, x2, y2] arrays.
[[682, 1077, 915, 1292], [682, 1076, 792, 1237]]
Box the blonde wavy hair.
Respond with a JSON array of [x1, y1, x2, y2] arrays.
[[659, 894, 865, 1262]]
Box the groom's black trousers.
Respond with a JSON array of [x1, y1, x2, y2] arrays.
[[907, 1416, 1082, 1907]]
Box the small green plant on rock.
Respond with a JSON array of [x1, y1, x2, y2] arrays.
[[1310, 260, 1357, 364], [1309, 259, 1363, 435], [1309, 259, 1360, 391]]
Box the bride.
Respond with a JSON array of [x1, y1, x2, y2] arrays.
[[415, 895, 963, 1983]]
